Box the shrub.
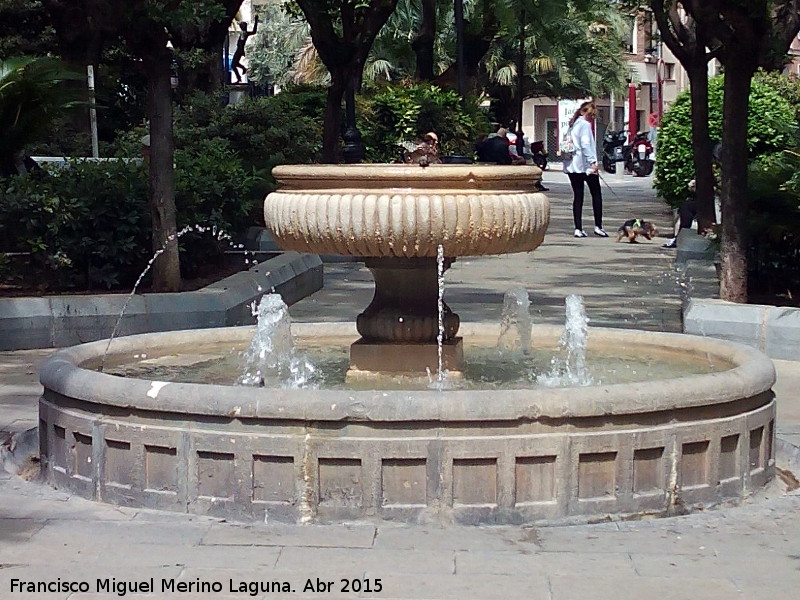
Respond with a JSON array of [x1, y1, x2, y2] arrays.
[[359, 83, 489, 162], [746, 145, 800, 302], [655, 73, 793, 208], [174, 87, 325, 205], [174, 137, 256, 277], [0, 159, 150, 290], [0, 140, 256, 291]]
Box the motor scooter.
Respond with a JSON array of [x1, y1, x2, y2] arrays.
[[530, 140, 547, 170], [623, 132, 655, 177], [601, 130, 627, 173]]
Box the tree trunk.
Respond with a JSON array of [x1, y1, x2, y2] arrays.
[[411, 0, 436, 81], [687, 64, 715, 233], [322, 74, 346, 163], [176, 50, 225, 102], [719, 61, 754, 303], [145, 49, 181, 292]]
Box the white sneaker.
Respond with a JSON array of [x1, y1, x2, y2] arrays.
[[594, 226, 609, 237], [574, 229, 588, 238]]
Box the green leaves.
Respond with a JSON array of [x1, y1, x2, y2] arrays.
[[359, 82, 486, 160], [0, 56, 84, 174], [655, 72, 793, 208]]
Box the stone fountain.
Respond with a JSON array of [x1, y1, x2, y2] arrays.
[[37, 163, 777, 525], [264, 163, 548, 379]]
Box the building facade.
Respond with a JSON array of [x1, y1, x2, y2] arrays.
[[521, 11, 687, 152]]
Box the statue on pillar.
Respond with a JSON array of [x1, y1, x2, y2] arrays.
[[230, 16, 259, 84]]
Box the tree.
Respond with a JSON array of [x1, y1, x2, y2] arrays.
[[0, 56, 82, 175], [481, 0, 629, 124], [44, 0, 244, 292], [0, 0, 57, 57], [648, 1, 717, 232], [682, 0, 800, 302], [247, 3, 311, 87], [169, 0, 243, 97], [292, 0, 400, 163]]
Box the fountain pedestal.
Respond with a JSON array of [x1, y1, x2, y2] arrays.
[[263, 163, 549, 378], [349, 338, 464, 380], [349, 256, 462, 379]]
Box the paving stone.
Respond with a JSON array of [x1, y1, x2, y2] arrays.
[[549, 573, 741, 600], [373, 525, 522, 552], [202, 523, 376, 548], [359, 571, 551, 600], [276, 546, 454, 575], [29, 519, 210, 547], [536, 527, 717, 555], [631, 552, 800, 585], [0, 518, 46, 542], [455, 549, 637, 577], [0, 394, 41, 406]]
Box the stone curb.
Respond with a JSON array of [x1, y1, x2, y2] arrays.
[[0, 251, 322, 351], [684, 298, 800, 360], [676, 234, 800, 361]]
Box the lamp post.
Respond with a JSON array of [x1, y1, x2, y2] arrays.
[[454, 0, 465, 106], [342, 76, 365, 163]]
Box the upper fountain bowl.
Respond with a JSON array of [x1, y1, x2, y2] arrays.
[[263, 164, 549, 258]]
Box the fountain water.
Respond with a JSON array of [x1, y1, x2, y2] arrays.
[[498, 286, 532, 353], [38, 163, 777, 525], [436, 244, 446, 387], [238, 294, 316, 388], [100, 224, 234, 371], [539, 294, 593, 387]]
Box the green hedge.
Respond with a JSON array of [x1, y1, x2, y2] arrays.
[[0, 160, 150, 290], [0, 141, 254, 291], [359, 83, 489, 162], [655, 73, 793, 208], [174, 87, 326, 206]]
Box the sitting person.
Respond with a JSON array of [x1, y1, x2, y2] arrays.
[[476, 128, 512, 164], [403, 132, 441, 166], [662, 179, 720, 248]]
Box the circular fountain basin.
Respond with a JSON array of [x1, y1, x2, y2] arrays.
[[39, 323, 776, 525]]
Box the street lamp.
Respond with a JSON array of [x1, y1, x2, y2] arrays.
[[342, 78, 365, 163], [454, 0, 465, 106]]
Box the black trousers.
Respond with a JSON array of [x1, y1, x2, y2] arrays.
[[567, 172, 603, 230], [678, 199, 698, 230]]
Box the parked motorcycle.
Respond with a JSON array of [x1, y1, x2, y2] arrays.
[[602, 130, 627, 174], [530, 140, 548, 170], [624, 131, 655, 177]]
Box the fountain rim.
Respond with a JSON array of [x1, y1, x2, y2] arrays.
[[271, 163, 543, 190], [39, 322, 776, 423]]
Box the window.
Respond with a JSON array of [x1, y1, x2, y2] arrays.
[[622, 15, 636, 54], [665, 62, 675, 80]]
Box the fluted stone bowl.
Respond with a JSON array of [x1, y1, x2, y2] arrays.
[[263, 164, 549, 258], [263, 163, 550, 372]]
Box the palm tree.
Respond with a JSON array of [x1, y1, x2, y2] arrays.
[[0, 56, 82, 175]]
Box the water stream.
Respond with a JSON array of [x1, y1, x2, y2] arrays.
[[498, 286, 532, 353], [239, 294, 317, 388], [539, 294, 594, 387], [100, 225, 194, 371], [435, 244, 446, 388]]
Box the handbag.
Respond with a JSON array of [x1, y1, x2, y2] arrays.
[[559, 127, 575, 161]]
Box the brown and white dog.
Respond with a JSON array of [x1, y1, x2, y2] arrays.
[[615, 219, 658, 243]]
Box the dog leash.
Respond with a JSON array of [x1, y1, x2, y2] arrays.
[[597, 172, 621, 199]]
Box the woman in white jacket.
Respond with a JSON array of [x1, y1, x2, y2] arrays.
[[564, 101, 608, 238]]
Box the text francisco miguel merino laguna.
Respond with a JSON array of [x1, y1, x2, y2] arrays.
[[10, 576, 377, 596]]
